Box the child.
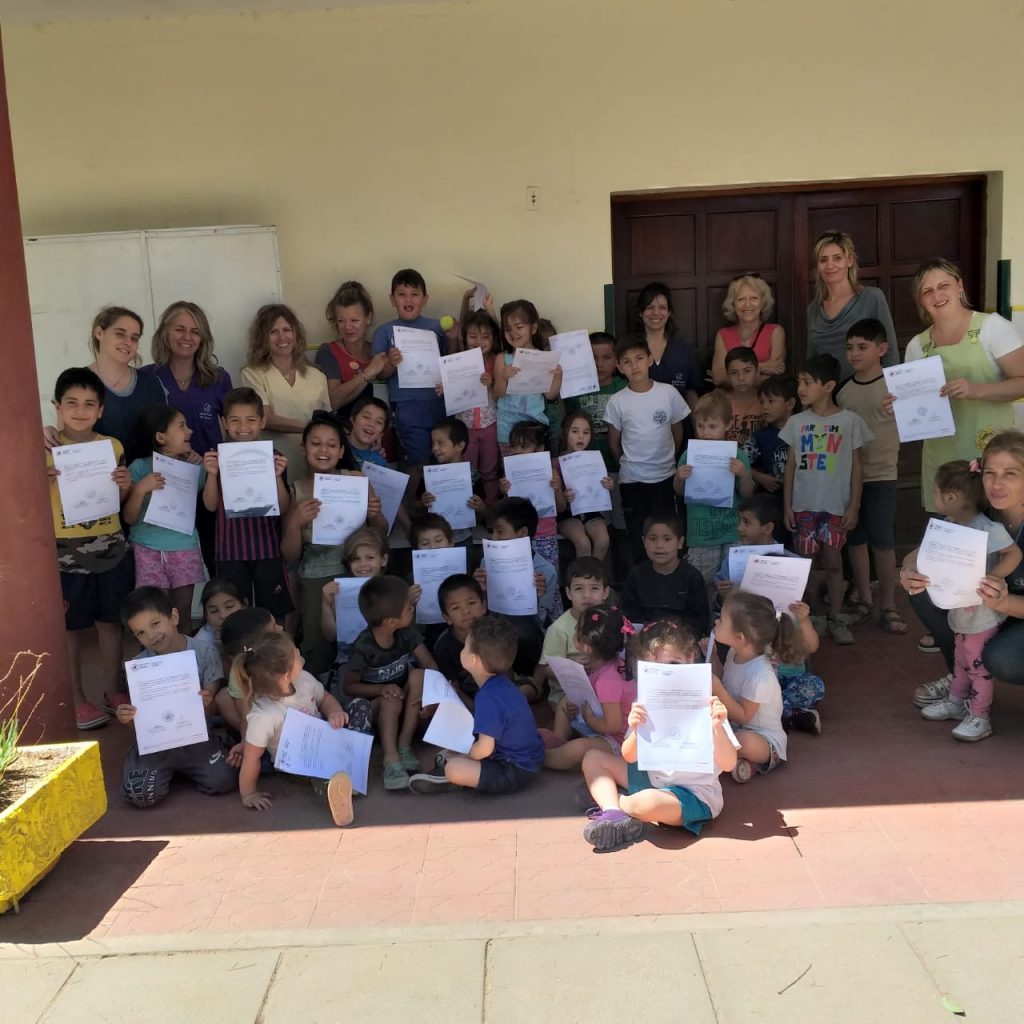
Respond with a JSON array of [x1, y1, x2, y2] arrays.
[[750, 375, 800, 493], [544, 603, 637, 770], [433, 573, 488, 696], [674, 390, 755, 596], [417, 416, 485, 543], [564, 332, 627, 469], [234, 631, 356, 826], [621, 515, 709, 638], [406, 512, 458, 649], [775, 601, 826, 735], [192, 577, 246, 674], [492, 299, 561, 455], [451, 309, 500, 504], [116, 587, 235, 807], [47, 367, 133, 729], [911, 461, 1022, 742], [201, 386, 293, 622], [580, 621, 736, 851], [408, 614, 544, 794], [780, 354, 872, 645], [344, 395, 392, 470], [723, 347, 766, 454], [604, 336, 689, 563], [556, 410, 613, 560], [714, 493, 786, 605], [344, 575, 436, 790], [220, 605, 280, 755], [370, 268, 447, 467], [281, 411, 386, 677], [123, 404, 207, 629], [836, 318, 906, 634], [501, 420, 564, 593], [533, 556, 611, 706], [713, 591, 793, 782]]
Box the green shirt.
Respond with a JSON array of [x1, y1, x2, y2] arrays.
[[678, 448, 750, 547]]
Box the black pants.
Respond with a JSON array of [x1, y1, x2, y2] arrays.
[[619, 478, 678, 564]]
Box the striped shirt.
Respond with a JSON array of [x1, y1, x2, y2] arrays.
[[214, 459, 286, 561]]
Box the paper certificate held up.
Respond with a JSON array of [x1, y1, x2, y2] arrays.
[[439, 348, 489, 416], [274, 708, 373, 795], [503, 451, 557, 518], [218, 440, 280, 518], [143, 452, 200, 535], [728, 544, 784, 583], [635, 661, 713, 774], [483, 536, 537, 616], [548, 330, 599, 400], [505, 348, 560, 395], [335, 576, 370, 644], [684, 440, 737, 509], [52, 438, 120, 527], [883, 356, 956, 443], [421, 669, 475, 754], [359, 462, 409, 533], [546, 656, 602, 717], [918, 517, 988, 610], [413, 547, 468, 624], [423, 462, 476, 530], [311, 473, 368, 546], [739, 554, 812, 613], [124, 649, 210, 756], [394, 326, 442, 389], [558, 450, 612, 516]]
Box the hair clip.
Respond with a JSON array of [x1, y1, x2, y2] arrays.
[[970, 459, 982, 474], [242, 645, 253, 653], [591, 612, 601, 622], [620, 618, 636, 637]]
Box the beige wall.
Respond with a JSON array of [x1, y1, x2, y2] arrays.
[[5, 0, 1022, 350]]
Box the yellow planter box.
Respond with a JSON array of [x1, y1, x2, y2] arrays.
[[0, 741, 107, 913]]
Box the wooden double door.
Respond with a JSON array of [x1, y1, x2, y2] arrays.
[[610, 175, 986, 547]]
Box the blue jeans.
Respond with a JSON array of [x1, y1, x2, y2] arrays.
[[393, 397, 445, 467]]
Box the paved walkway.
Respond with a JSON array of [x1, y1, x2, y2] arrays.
[[5, 902, 1021, 1022]]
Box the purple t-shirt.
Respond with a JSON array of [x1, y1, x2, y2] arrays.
[[142, 364, 233, 455]]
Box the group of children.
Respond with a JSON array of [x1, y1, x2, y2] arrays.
[[46, 267, 1013, 853]]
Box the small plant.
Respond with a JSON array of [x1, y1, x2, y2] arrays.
[[0, 652, 45, 788]]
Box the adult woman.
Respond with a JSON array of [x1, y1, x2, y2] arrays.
[[807, 230, 897, 379], [633, 282, 700, 411], [313, 280, 388, 423], [900, 259, 1024, 511], [85, 306, 166, 463], [241, 303, 330, 470], [710, 274, 786, 385], [901, 430, 1024, 730]]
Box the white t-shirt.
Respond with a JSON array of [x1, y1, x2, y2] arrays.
[[948, 513, 1014, 635], [603, 382, 689, 484], [723, 651, 786, 760], [245, 670, 324, 756], [905, 312, 1023, 371], [648, 766, 724, 818]]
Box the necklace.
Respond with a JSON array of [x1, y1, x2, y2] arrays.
[[94, 362, 130, 391]]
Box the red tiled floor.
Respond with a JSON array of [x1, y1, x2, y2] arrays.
[[6, 601, 1024, 942]]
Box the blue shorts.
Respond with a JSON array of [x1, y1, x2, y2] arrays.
[[847, 480, 897, 550], [477, 758, 537, 795], [626, 760, 713, 836], [393, 397, 446, 467]]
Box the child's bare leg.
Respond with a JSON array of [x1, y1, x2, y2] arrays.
[[558, 518, 591, 558], [398, 670, 424, 749], [586, 520, 610, 561], [66, 629, 87, 705], [874, 546, 898, 611], [552, 701, 574, 741], [619, 788, 683, 826], [445, 755, 482, 788], [734, 729, 772, 767], [848, 542, 872, 608], [95, 621, 125, 694], [822, 545, 846, 618], [582, 748, 628, 809], [215, 687, 241, 732], [378, 697, 402, 765], [169, 585, 195, 632], [544, 736, 608, 771]]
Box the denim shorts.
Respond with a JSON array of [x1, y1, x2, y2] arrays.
[[477, 758, 537, 795], [847, 480, 897, 550]]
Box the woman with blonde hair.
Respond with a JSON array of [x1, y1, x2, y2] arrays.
[[241, 303, 331, 469], [710, 274, 786, 385], [807, 229, 897, 378]]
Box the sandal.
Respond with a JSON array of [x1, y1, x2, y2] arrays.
[[880, 608, 909, 634], [918, 633, 940, 653], [842, 599, 873, 625]]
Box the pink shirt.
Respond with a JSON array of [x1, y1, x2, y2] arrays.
[[590, 658, 636, 745], [720, 323, 778, 365]]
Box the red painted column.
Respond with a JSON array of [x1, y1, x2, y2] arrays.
[[0, 31, 76, 742]]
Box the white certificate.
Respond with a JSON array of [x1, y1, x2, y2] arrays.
[[483, 536, 538, 616], [52, 439, 120, 526], [218, 440, 280, 518], [547, 655, 602, 717], [549, 330, 599, 400], [440, 348, 489, 416], [727, 543, 784, 583], [918, 517, 988, 610], [739, 554, 812, 613], [505, 348, 560, 394], [359, 462, 409, 533], [503, 451, 557, 518], [394, 326, 442, 389], [413, 547, 468, 624], [423, 462, 476, 530], [311, 473, 368, 546], [635, 661, 713, 774], [274, 708, 373, 795], [143, 452, 200, 535], [335, 577, 369, 644], [124, 649, 210, 756], [558, 450, 612, 515], [454, 274, 489, 312], [421, 669, 475, 754], [883, 356, 956, 443], [684, 440, 737, 509]]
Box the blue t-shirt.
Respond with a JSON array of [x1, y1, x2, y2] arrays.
[[371, 316, 447, 404], [128, 456, 207, 552], [473, 673, 544, 771], [750, 424, 788, 483]]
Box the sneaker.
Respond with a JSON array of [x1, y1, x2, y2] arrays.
[[409, 768, 453, 794], [827, 615, 854, 645], [810, 615, 829, 637], [382, 762, 410, 791], [731, 758, 754, 784], [912, 673, 952, 708], [921, 697, 968, 722], [326, 771, 354, 826], [75, 702, 110, 730], [790, 708, 821, 735], [952, 713, 993, 743], [102, 691, 130, 713], [398, 745, 420, 773], [582, 808, 643, 851]]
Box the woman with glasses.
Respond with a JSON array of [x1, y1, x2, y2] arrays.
[[710, 274, 786, 385], [807, 230, 898, 378], [632, 282, 701, 412]]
